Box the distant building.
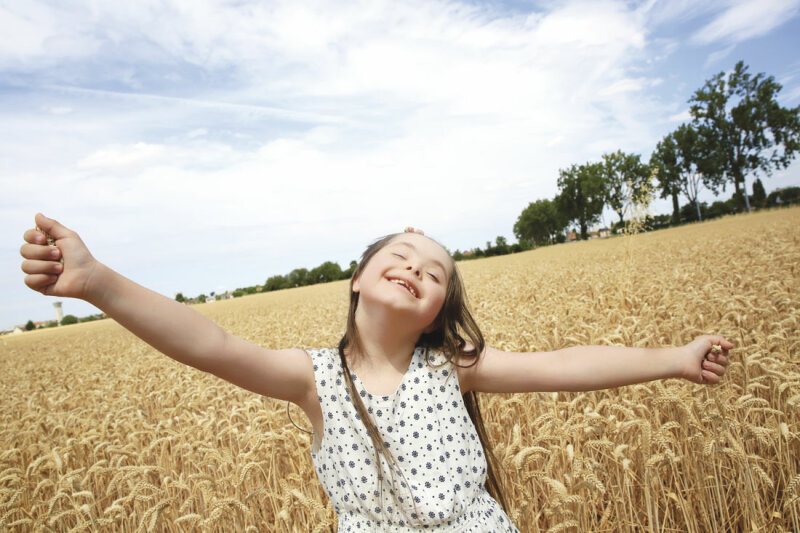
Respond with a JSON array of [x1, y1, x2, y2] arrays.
[[53, 301, 63, 325], [566, 232, 577, 242], [598, 227, 610, 238]]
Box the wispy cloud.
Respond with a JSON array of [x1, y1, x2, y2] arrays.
[[668, 109, 692, 122], [692, 0, 800, 44], [704, 44, 737, 66], [45, 85, 349, 124]]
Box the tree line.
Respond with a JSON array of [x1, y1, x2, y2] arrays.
[[514, 60, 800, 246], [172, 61, 799, 305]]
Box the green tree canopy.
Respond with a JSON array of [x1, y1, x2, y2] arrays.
[[600, 150, 651, 226], [61, 314, 78, 325], [556, 162, 605, 240], [264, 274, 289, 291], [689, 60, 800, 212], [652, 124, 708, 222], [287, 268, 309, 287], [343, 260, 358, 279], [751, 178, 766, 208], [650, 134, 682, 225], [513, 197, 566, 246], [309, 261, 344, 284]]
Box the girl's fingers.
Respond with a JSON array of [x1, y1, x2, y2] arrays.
[[702, 359, 725, 375], [34, 213, 73, 240], [20, 242, 60, 260], [23, 229, 47, 244], [713, 336, 734, 350], [24, 273, 58, 292], [701, 370, 721, 384], [707, 352, 728, 366], [21, 259, 63, 275]]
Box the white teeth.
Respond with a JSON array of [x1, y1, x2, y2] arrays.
[[390, 278, 418, 297]]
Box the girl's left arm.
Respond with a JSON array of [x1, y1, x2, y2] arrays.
[[458, 335, 732, 394]]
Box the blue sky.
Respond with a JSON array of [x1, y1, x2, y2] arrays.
[[2, 0, 800, 329]]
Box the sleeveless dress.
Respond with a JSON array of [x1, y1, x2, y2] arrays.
[[308, 346, 519, 532]]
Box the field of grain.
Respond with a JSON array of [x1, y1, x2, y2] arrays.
[[2, 207, 799, 532]]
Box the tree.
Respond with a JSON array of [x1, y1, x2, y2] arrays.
[[653, 123, 733, 223], [175, 292, 185, 303], [600, 150, 651, 226], [766, 186, 800, 207], [25, 320, 35, 331], [61, 314, 78, 325], [689, 60, 800, 212], [513, 198, 566, 246], [556, 162, 606, 240], [264, 274, 289, 291], [287, 268, 309, 287], [650, 134, 683, 225], [751, 178, 766, 208], [342, 260, 358, 279], [309, 261, 344, 284], [197, 294, 206, 303], [670, 124, 713, 221]]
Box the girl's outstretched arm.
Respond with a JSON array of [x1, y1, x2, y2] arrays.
[[20, 214, 315, 407], [458, 335, 732, 394]]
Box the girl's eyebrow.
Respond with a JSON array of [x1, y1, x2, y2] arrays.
[[393, 241, 448, 274]]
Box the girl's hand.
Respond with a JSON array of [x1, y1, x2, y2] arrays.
[[679, 335, 733, 385], [20, 213, 100, 300]]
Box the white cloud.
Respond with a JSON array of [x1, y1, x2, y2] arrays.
[[705, 44, 737, 66], [692, 0, 800, 44], [41, 105, 73, 115], [77, 142, 166, 170], [668, 109, 692, 122]]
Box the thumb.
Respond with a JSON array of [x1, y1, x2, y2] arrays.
[[35, 213, 73, 240]]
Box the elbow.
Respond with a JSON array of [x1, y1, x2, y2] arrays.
[[194, 327, 231, 376]]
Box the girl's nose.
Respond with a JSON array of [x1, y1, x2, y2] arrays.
[[405, 265, 422, 278]]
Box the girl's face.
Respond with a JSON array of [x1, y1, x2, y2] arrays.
[[353, 233, 452, 333]]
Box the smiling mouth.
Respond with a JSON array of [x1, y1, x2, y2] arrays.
[[387, 277, 419, 298]]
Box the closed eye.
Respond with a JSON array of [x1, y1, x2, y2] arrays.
[[392, 252, 406, 259], [428, 273, 439, 282]]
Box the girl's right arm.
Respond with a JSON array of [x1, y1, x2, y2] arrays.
[[20, 214, 316, 409]]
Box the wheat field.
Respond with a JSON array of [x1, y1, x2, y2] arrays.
[[2, 208, 799, 532]]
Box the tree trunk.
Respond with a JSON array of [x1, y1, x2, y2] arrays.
[[671, 193, 680, 225], [733, 176, 745, 212], [579, 220, 588, 240], [742, 174, 751, 213]]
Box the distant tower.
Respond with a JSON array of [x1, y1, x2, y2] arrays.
[[53, 301, 63, 326]]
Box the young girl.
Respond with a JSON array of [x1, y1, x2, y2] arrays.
[[20, 213, 731, 532]]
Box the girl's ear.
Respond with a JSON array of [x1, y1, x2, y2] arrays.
[[352, 275, 360, 293]]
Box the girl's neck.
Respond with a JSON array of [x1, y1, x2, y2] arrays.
[[351, 302, 419, 373]]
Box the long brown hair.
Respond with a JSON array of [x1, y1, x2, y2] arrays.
[[337, 232, 509, 520]]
